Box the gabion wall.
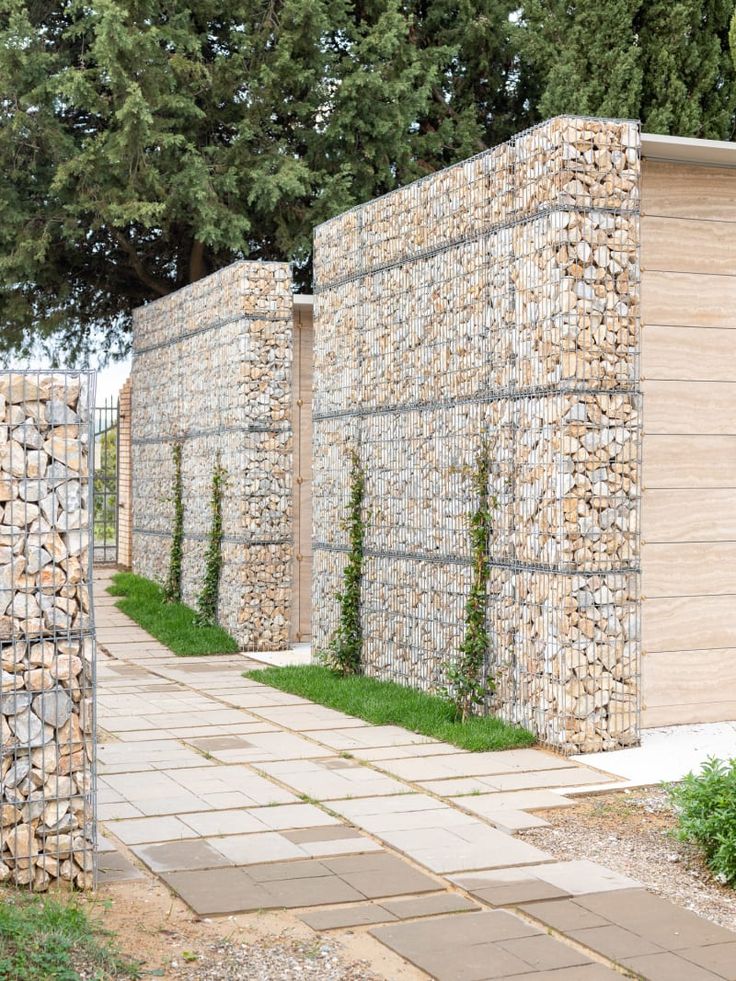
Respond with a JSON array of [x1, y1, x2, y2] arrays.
[[313, 116, 641, 752], [131, 261, 293, 650], [0, 371, 95, 889]]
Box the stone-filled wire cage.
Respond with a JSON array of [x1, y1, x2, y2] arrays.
[[0, 371, 96, 890], [313, 116, 641, 754]]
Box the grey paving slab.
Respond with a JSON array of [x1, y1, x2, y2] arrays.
[[621, 951, 726, 981], [370, 910, 600, 981], [107, 815, 199, 845], [132, 839, 233, 873], [96, 850, 145, 884], [680, 942, 736, 980], [299, 903, 397, 930], [378, 893, 480, 919]]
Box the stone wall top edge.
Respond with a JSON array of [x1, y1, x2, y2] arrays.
[[131, 259, 292, 326], [313, 115, 641, 241]]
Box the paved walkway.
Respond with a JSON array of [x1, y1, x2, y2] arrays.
[[94, 570, 736, 981]]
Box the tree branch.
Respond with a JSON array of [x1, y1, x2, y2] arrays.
[[112, 230, 171, 297]]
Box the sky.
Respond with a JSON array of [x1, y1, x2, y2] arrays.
[[94, 356, 132, 405]]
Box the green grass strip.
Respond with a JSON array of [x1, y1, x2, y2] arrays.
[[245, 665, 535, 752], [0, 889, 140, 980], [108, 572, 239, 656]]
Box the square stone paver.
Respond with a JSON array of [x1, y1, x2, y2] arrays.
[[621, 951, 726, 981], [256, 759, 409, 800], [680, 942, 736, 979], [370, 910, 599, 981], [322, 852, 440, 898], [206, 832, 305, 865], [107, 815, 199, 845], [161, 867, 271, 914], [96, 851, 144, 884], [470, 879, 571, 908], [299, 903, 397, 930], [576, 889, 736, 950], [379, 893, 479, 918], [570, 924, 665, 959], [132, 839, 233, 873]]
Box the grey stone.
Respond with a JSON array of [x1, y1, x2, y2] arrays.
[[1, 691, 34, 715], [10, 709, 53, 747], [32, 690, 72, 728], [3, 758, 31, 788], [45, 400, 79, 426]]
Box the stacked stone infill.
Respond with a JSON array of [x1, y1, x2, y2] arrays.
[[131, 262, 294, 650], [0, 372, 95, 890], [313, 117, 641, 752]]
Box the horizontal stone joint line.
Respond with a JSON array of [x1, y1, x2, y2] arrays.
[[315, 201, 641, 293]]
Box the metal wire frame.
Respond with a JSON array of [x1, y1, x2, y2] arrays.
[[0, 369, 97, 889], [312, 115, 642, 752], [93, 397, 119, 565]]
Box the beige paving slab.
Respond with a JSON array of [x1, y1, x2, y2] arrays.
[[250, 704, 369, 730], [449, 789, 577, 812], [307, 726, 442, 751], [256, 758, 410, 800]]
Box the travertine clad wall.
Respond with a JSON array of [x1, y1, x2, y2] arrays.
[[0, 372, 95, 890], [132, 262, 293, 650], [313, 117, 642, 752]]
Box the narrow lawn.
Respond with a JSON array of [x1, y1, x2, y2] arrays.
[[108, 572, 239, 656], [245, 665, 535, 752], [0, 890, 140, 980]]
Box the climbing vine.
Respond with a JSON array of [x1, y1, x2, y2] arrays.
[[195, 452, 227, 626], [163, 441, 184, 603], [324, 448, 366, 676], [445, 441, 495, 721]]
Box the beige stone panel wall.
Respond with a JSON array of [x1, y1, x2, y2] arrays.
[[641, 157, 736, 727], [0, 372, 95, 891], [314, 116, 641, 752], [117, 378, 132, 569], [131, 261, 293, 650]]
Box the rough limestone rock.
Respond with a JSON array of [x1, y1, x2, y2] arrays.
[[0, 372, 95, 890], [313, 117, 641, 753]]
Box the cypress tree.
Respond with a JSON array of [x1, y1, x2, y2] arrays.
[[521, 0, 736, 139], [0, 0, 532, 360]]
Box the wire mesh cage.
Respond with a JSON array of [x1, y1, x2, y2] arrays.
[[313, 115, 641, 753], [0, 371, 96, 890]]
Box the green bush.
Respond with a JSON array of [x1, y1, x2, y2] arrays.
[[667, 756, 736, 886]]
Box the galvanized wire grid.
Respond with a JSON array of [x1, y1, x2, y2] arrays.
[[313, 116, 641, 752], [0, 370, 96, 889]]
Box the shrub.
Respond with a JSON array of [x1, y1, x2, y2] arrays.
[[667, 756, 736, 886]]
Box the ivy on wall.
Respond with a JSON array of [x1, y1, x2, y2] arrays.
[[324, 448, 366, 676], [196, 451, 227, 626], [445, 440, 495, 721], [163, 441, 184, 603]]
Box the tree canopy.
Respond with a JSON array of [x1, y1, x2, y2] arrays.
[[1, 0, 735, 363], [0, 0, 525, 362]]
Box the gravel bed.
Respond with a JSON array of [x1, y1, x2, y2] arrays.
[[521, 788, 736, 932], [166, 937, 380, 981]]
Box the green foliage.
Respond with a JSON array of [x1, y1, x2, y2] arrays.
[[109, 571, 239, 656], [0, 0, 527, 361], [163, 441, 184, 604], [322, 448, 366, 676], [520, 0, 736, 138], [0, 889, 140, 980], [445, 441, 495, 721], [195, 452, 226, 627], [246, 665, 535, 752], [667, 757, 736, 886]]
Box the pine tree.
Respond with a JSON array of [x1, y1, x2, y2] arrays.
[[521, 1, 736, 138], [520, 0, 642, 120], [0, 0, 531, 361], [639, 0, 736, 138]]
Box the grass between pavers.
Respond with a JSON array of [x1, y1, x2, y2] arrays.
[[245, 665, 535, 752], [0, 889, 140, 980], [107, 572, 239, 656]]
